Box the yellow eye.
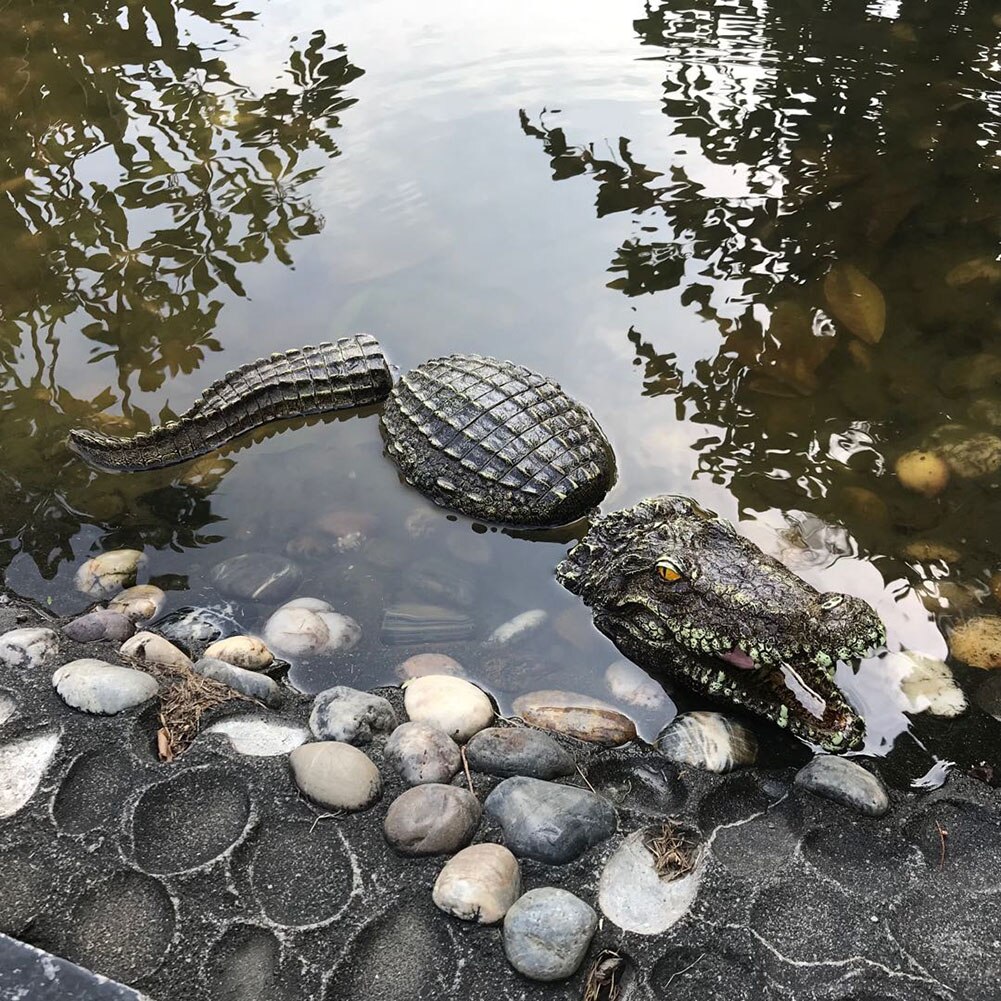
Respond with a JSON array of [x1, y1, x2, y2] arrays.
[[657, 561, 682, 582]]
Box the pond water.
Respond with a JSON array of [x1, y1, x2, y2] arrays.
[[2, 0, 1000, 783]]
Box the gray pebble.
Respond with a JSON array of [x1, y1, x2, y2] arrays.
[[52, 659, 158, 714], [63, 609, 135, 643], [289, 741, 381, 811], [210, 553, 302, 602], [384, 722, 461, 785], [503, 887, 597, 981], [193, 657, 281, 708], [794, 755, 889, 816], [465, 727, 574, 780], [0, 628, 59, 670], [309, 686, 397, 744], [484, 776, 617, 864], [383, 784, 481, 856]]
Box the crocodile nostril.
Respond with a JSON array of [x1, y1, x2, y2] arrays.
[[818, 593, 845, 612]]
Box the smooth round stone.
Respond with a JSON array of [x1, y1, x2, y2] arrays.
[[263, 600, 361, 658], [403, 675, 494, 742], [484, 776, 617, 864], [383, 784, 481, 856], [503, 888, 597, 982], [384, 722, 461, 785], [655, 712, 757, 773], [605, 660, 668, 710], [309, 686, 397, 744], [193, 658, 281, 708], [155, 606, 242, 647], [53, 659, 159, 714], [75, 549, 147, 598], [289, 741, 381, 811], [120, 632, 193, 672], [896, 651, 967, 717], [107, 585, 166, 623], [465, 727, 574, 780], [433, 844, 521, 924], [0, 730, 60, 819], [794, 755, 889, 816], [209, 553, 302, 603], [894, 450, 950, 498], [63, 609, 134, 643], [488, 610, 548, 646], [203, 635, 274, 671], [395, 652, 464, 681], [598, 828, 703, 935], [204, 715, 309, 756], [0, 627, 58, 669], [949, 616, 1001, 670]]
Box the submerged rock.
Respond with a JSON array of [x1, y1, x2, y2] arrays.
[[75, 549, 147, 598], [288, 741, 381, 811], [465, 727, 574, 780], [155, 606, 242, 647], [433, 843, 521, 925], [380, 603, 475, 645], [894, 450, 949, 498], [403, 675, 494, 742], [516, 702, 636, 747], [403, 557, 476, 609], [484, 776, 617, 864], [383, 784, 481, 856], [0, 627, 59, 670], [53, 659, 158, 714], [384, 722, 461, 786], [503, 888, 597, 982], [263, 599, 361, 658], [0, 729, 60, 819], [63, 609, 134, 644], [193, 657, 281, 707], [107, 585, 166, 623], [210, 552, 302, 603], [395, 652, 464, 681], [794, 755, 889, 816], [487, 610, 548, 646], [656, 712, 757, 773], [204, 715, 309, 756], [314, 509, 379, 552], [949, 616, 1001, 670], [605, 660, 668, 710], [203, 635, 274, 671], [120, 631, 193, 673], [309, 686, 397, 744]]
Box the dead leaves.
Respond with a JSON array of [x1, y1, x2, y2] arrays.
[[823, 262, 886, 343]]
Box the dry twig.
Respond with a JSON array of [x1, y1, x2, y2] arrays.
[[644, 821, 701, 881], [935, 820, 949, 869], [583, 950, 625, 1001], [461, 745, 474, 794], [576, 763, 597, 794]]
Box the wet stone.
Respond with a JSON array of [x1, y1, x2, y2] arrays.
[[433, 843, 521, 924], [155, 605, 242, 648], [264, 599, 361, 658], [383, 784, 481, 856], [289, 741, 381, 811], [403, 674, 494, 742], [0, 627, 58, 669], [487, 609, 548, 646], [53, 659, 158, 714], [309, 686, 397, 744], [484, 776, 617, 864], [656, 711, 758, 772], [210, 553, 302, 603], [605, 660, 668, 710], [517, 704, 637, 747], [384, 721, 461, 785], [75, 549, 147, 599], [465, 726, 575, 779], [794, 755, 889, 816], [0, 729, 60, 819], [203, 635, 274, 671], [107, 584, 166, 623], [503, 887, 597, 982], [395, 652, 464, 680], [194, 657, 281, 707], [403, 557, 476, 608], [63, 609, 135, 643], [204, 715, 309, 756]]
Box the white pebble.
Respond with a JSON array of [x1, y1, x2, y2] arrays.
[[203, 635, 274, 671], [403, 674, 494, 742], [0, 730, 60, 819], [263, 599, 361, 657], [488, 610, 548, 646], [107, 585, 166, 623], [75, 549, 147, 598], [605, 660, 668, 710], [120, 631, 193, 672], [0, 627, 58, 670], [204, 715, 309, 756], [53, 659, 158, 714]]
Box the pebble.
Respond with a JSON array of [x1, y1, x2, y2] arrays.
[[403, 675, 494, 742], [309, 686, 397, 743], [315, 509, 379, 551], [156, 606, 242, 647], [204, 715, 309, 756], [263, 599, 361, 658], [203, 635, 274, 671], [0, 730, 60, 819], [63, 609, 134, 643], [949, 616, 1001, 669], [901, 540, 962, 564], [0, 627, 59, 669], [52, 659, 159, 714], [193, 657, 281, 707], [488, 610, 548, 646], [894, 450, 949, 497], [384, 722, 461, 785], [383, 784, 481, 856], [396, 652, 464, 680], [465, 727, 574, 780], [107, 585, 167, 623], [288, 741, 381, 811], [597, 827, 703, 935], [518, 704, 637, 747], [896, 651, 967, 717], [605, 660, 668, 710], [484, 776, 617, 864], [794, 755, 889, 816], [75, 549, 147, 598], [934, 431, 1001, 478], [380, 603, 475, 645], [656, 711, 758, 772], [210, 552, 302, 602], [433, 844, 521, 924], [503, 888, 597, 982], [120, 631, 193, 672]]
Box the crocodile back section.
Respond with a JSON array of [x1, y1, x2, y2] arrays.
[[380, 354, 616, 527], [69, 335, 392, 470]]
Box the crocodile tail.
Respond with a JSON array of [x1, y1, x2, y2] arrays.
[[68, 334, 393, 471]]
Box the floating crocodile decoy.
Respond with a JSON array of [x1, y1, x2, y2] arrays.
[[68, 334, 885, 750]]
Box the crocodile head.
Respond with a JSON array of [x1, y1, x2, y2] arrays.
[[556, 495, 885, 751]]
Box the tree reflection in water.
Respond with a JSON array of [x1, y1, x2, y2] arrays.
[[0, 1, 363, 576], [521, 0, 1001, 591]]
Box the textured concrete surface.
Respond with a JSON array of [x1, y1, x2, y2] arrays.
[[1, 593, 999, 1000]]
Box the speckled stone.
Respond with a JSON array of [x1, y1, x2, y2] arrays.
[[193, 657, 281, 707], [794, 756, 889, 816], [209, 552, 302, 603], [384, 721, 462, 786], [0, 628, 59, 670], [309, 686, 397, 744], [288, 741, 381, 811], [383, 784, 481, 856], [465, 727, 574, 780], [204, 715, 309, 756], [52, 659, 158, 714], [403, 675, 494, 742], [503, 888, 597, 981], [433, 844, 521, 924], [63, 610, 134, 644], [655, 711, 758, 772]]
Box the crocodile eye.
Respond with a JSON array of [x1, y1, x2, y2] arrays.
[[819, 593, 845, 611], [656, 559, 683, 582]]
